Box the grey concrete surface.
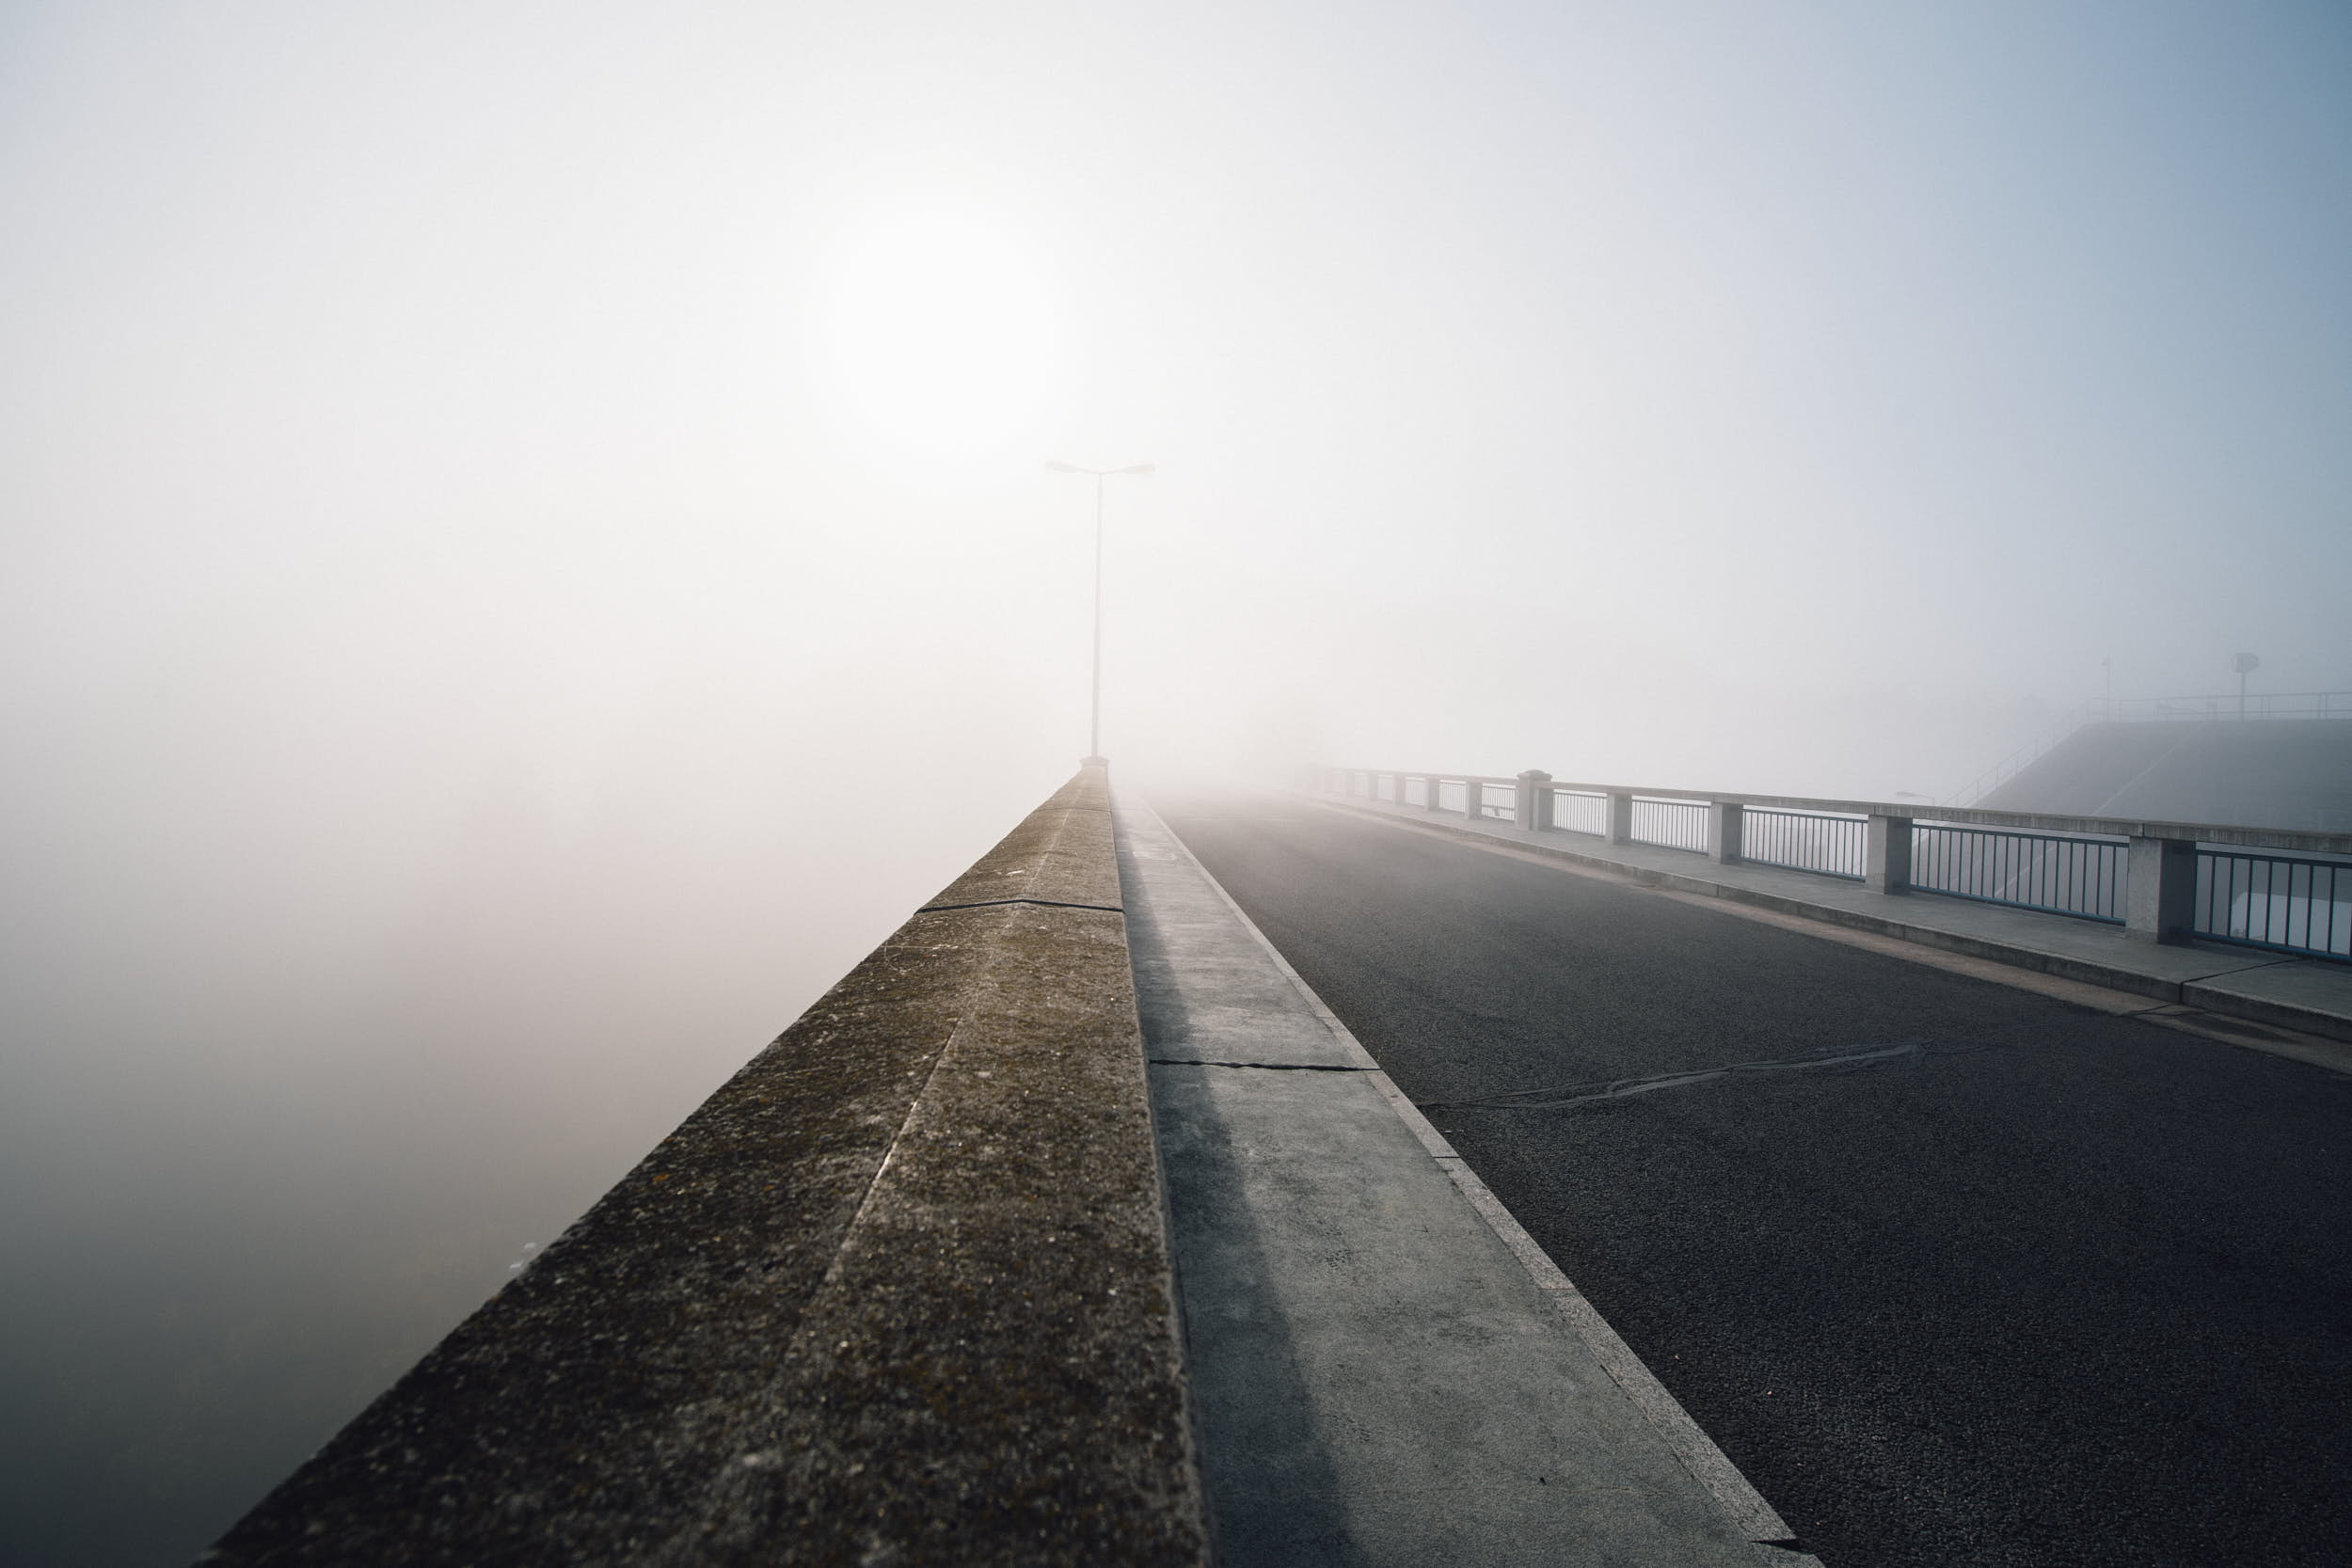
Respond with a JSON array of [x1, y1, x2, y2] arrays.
[[202, 765, 1206, 1568], [1321, 791, 2352, 1041], [1116, 795, 1813, 1567]]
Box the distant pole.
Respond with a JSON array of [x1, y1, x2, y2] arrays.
[[1090, 473, 1104, 758], [1048, 460, 1156, 761], [2233, 651, 2261, 721]]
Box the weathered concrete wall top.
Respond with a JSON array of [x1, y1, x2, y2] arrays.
[[201, 763, 1205, 1567]]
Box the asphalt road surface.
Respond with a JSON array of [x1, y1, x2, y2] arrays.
[[1158, 795, 2352, 1568]]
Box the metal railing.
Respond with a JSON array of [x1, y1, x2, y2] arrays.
[[1743, 808, 1867, 880], [1551, 789, 1608, 837], [1317, 765, 2352, 963], [2195, 850, 2352, 960], [1630, 798, 1708, 854], [2124, 690, 2352, 722], [1909, 824, 2127, 924]]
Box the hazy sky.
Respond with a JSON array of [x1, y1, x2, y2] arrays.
[[3, 3, 2349, 1560]]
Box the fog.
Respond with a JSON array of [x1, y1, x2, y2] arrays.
[[3, 3, 2348, 1560]]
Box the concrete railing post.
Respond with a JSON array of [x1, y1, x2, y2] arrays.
[[1710, 801, 1743, 864], [2126, 835, 2198, 943], [1607, 791, 1634, 845], [1516, 770, 1553, 831], [1867, 814, 1913, 894], [1424, 774, 1443, 813]]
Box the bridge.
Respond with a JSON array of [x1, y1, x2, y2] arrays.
[[201, 760, 2352, 1566]]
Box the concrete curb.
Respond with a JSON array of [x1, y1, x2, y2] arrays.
[[1315, 796, 2352, 1046], [201, 765, 1208, 1567], [1142, 800, 1816, 1560]]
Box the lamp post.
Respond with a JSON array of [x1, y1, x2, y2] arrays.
[[1047, 460, 1154, 761]]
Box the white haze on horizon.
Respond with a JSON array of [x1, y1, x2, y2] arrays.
[[3, 3, 2349, 1560]]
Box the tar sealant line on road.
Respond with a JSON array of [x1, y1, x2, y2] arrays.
[[1122, 793, 1816, 1562], [1426, 1043, 1924, 1113]]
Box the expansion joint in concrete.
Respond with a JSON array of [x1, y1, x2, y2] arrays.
[[1146, 1058, 1376, 1072], [915, 897, 1126, 914]]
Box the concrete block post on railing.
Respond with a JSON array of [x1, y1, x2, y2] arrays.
[[1710, 801, 1743, 865], [1424, 773, 1444, 813], [1607, 790, 1634, 846], [2126, 835, 2198, 943], [1516, 770, 1553, 831], [1867, 814, 1913, 894]]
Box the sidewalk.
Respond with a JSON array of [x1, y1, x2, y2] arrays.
[[1114, 793, 1819, 1567], [1317, 792, 2352, 1046]]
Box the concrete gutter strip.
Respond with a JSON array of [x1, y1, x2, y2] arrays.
[[202, 764, 1207, 1568], [1317, 794, 2352, 1046], [1119, 794, 1819, 1567]]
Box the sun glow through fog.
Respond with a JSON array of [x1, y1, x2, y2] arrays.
[[808, 202, 1074, 473]]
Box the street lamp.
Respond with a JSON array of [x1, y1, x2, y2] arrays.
[[1047, 460, 1155, 761]]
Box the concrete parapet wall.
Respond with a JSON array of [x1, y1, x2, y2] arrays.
[[202, 763, 1206, 1567]]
